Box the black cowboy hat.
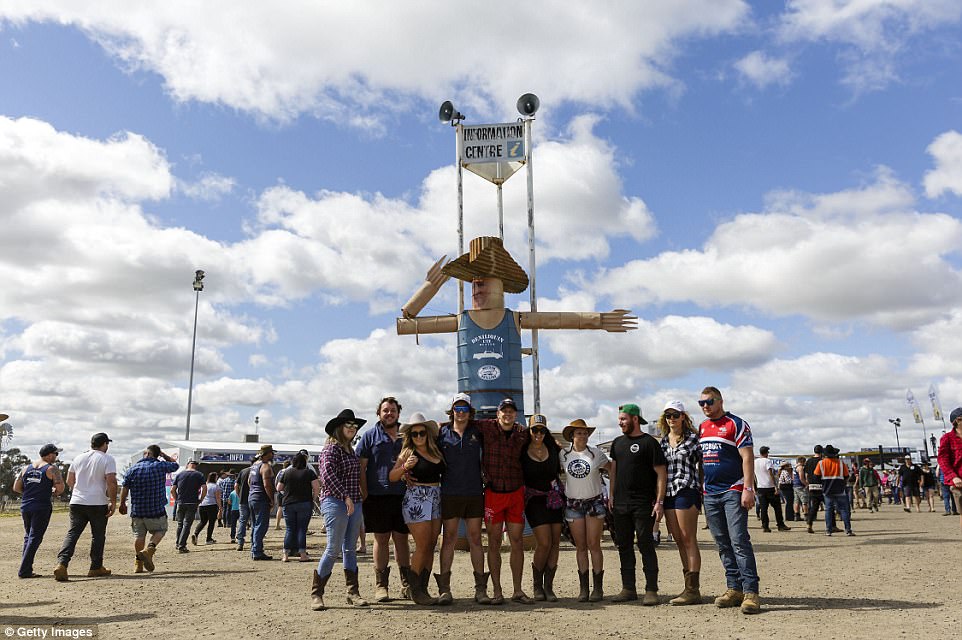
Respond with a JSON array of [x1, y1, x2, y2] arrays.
[[325, 409, 367, 436]]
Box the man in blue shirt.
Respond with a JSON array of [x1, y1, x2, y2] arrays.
[[356, 396, 411, 602], [437, 392, 490, 605], [119, 445, 179, 573]]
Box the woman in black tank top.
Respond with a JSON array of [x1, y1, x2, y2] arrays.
[[389, 412, 446, 605], [522, 415, 563, 602]]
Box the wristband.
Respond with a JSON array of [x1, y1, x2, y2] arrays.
[[743, 487, 754, 492], [656, 500, 664, 505]]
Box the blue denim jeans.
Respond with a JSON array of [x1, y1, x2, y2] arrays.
[[823, 493, 851, 533], [236, 502, 250, 544], [704, 491, 759, 594], [249, 498, 272, 556], [283, 501, 313, 553], [20, 508, 52, 577], [317, 496, 362, 578]]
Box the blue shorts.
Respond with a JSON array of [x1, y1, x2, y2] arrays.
[[664, 487, 702, 511], [564, 495, 607, 521], [402, 485, 442, 524]]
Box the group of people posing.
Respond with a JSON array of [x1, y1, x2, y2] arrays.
[[307, 386, 763, 614]]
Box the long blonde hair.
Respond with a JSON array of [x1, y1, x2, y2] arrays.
[[657, 411, 695, 438], [400, 428, 442, 461], [326, 426, 355, 454]]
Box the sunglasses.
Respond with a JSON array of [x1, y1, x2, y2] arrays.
[[697, 398, 715, 407], [664, 411, 682, 420], [410, 430, 428, 438], [343, 422, 358, 430], [452, 405, 471, 413], [531, 427, 546, 435]]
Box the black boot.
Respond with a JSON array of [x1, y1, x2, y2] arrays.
[[577, 570, 590, 602], [531, 563, 545, 601], [590, 570, 604, 602], [542, 565, 558, 603]]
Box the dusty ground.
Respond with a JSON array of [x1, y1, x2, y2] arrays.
[[1, 505, 959, 639]]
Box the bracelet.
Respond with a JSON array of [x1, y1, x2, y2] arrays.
[[656, 500, 664, 505], [743, 487, 754, 492]]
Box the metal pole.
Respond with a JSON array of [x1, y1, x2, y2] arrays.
[[456, 123, 465, 315], [920, 416, 928, 458], [496, 163, 504, 240], [185, 289, 200, 440], [524, 116, 540, 414]]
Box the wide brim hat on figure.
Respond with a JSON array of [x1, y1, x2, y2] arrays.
[[562, 418, 596, 443], [399, 412, 440, 439], [325, 409, 367, 436], [441, 236, 529, 294]]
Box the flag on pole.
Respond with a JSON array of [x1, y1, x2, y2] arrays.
[[928, 383, 943, 421], [906, 389, 923, 424]]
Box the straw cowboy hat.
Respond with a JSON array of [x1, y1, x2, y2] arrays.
[[441, 236, 529, 293], [325, 409, 367, 436], [399, 412, 440, 439], [562, 418, 596, 442]]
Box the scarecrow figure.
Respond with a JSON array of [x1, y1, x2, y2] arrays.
[[397, 236, 636, 417]]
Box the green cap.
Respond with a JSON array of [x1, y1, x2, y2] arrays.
[[618, 403, 648, 425]]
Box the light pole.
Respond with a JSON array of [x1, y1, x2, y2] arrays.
[[185, 270, 205, 440], [888, 417, 902, 457]]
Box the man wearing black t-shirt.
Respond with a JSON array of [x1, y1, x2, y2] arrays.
[[898, 456, 921, 513], [803, 446, 824, 534], [608, 403, 667, 605]]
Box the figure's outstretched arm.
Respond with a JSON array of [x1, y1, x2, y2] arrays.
[[401, 256, 450, 319], [396, 315, 459, 335], [519, 309, 637, 332]]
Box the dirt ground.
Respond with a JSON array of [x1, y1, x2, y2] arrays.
[[1, 504, 959, 640]]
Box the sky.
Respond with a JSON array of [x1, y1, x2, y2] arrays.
[[1, 1, 962, 464]]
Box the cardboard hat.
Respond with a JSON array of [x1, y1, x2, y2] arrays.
[[562, 418, 596, 442], [399, 412, 440, 439], [441, 236, 529, 293], [326, 409, 367, 436]]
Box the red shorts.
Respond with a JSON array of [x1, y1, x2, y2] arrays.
[[484, 487, 525, 525]]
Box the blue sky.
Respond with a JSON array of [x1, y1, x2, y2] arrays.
[[1, 1, 961, 463]]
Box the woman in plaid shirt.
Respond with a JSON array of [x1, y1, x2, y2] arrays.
[[657, 400, 703, 606]]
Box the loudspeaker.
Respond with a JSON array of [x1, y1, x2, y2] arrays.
[[516, 93, 540, 117]]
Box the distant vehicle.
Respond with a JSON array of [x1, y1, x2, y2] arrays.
[[473, 351, 503, 360]]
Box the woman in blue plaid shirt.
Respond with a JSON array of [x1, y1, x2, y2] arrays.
[[657, 400, 703, 606]]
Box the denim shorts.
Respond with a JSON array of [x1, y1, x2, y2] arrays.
[[565, 495, 607, 521], [664, 487, 701, 511], [402, 485, 442, 524]]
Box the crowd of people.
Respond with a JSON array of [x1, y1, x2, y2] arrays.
[[12, 391, 962, 617]]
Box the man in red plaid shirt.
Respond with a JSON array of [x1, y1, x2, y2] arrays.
[[476, 398, 532, 605]]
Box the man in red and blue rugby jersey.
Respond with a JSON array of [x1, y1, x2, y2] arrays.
[[697, 386, 761, 615]]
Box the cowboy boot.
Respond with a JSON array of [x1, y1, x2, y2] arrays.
[[542, 565, 558, 602], [407, 568, 436, 606], [374, 567, 391, 602], [531, 564, 546, 601], [589, 570, 605, 602], [577, 570, 590, 602], [473, 571, 492, 605], [421, 569, 439, 605], [345, 569, 369, 607], [669, 571, 701, 606], [398, 564, 412, 600], [434, 571, 453, 605], [311, 570, 331, 611]]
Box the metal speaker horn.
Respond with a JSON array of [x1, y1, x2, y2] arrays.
[[439, 100, 457, 123], [517, 93, 540, 117]]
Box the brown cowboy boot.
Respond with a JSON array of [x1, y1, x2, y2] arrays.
[[374, 567, 391, 602], [398, 564, 412, 600], [670, 571, 701, 605], [473, 571, 492, 605], [345, 569, 369, 607], [407, 567, 436, 606], [577, 570, 590, 602], [434, 571, 453, 605], [311, 570, 331, 611]]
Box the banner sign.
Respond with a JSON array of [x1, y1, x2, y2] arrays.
[[459, 123, 525, 164]]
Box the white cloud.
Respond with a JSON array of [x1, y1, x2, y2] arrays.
[[177, 172, 235, 201], [778, 0, 962, 94], [0, 1, 750, 124], [924, 130, 962, 199], [595, 168, 962, 328], [734, 51, 793, 89]]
